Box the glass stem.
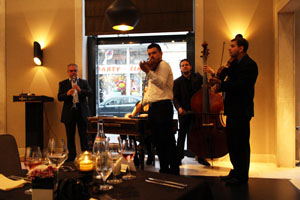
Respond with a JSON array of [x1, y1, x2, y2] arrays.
[[127, 161, 131, 176], [55, 167, 59, 192], [112, 164, 117, 179]]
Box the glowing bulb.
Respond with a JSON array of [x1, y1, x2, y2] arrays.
[[34, 57, 42, 66], [113, 25, 134, 31]]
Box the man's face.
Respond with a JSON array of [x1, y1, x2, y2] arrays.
[[147, 47, 162, 70], [228, 41, 243, 58], [67, 65, 78, 79], [180, 60, 192, 75]]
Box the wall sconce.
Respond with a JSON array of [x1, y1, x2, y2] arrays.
[[105, 0, 140, 31], [33, 41, 43, 66]]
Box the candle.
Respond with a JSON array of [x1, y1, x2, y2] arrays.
[[79, 157, 94, 172]]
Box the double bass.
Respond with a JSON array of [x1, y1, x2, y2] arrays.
[[188, 42, 228, 159]]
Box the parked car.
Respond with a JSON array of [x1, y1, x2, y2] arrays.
[[98, 95, 142, 117]]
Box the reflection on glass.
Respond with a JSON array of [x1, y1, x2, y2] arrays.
[[107, 139, 123, 184], [96, 41, 186, 118], [95, 152, 113, 191], [47, 138, 68, 191], [98, 49, 127, 65], [121, 138, 136, 180], [24, 146, 42, 195]]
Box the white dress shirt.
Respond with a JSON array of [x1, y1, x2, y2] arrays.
[[69, 78, 79, 103], [143, 60, 173, 104]]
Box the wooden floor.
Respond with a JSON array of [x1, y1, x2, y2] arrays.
[[199, 176, 300, 200], [142, 157, 300, 200]]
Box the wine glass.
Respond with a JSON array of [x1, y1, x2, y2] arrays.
[[47, 138, 68, 189], [95, 151, 113, 191], [47, 138, 68, 169], [24, 146, 42, 195], [121, 138, 136, 180], [107, 138, 123, 184]]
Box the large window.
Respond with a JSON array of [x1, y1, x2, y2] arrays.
[[95, 33, 193, 117]]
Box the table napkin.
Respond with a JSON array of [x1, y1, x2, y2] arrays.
[[114, 157, 136, 175], [0, 174, 27, 191]]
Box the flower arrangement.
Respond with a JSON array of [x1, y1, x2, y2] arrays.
[[27, 165, 56, 180]]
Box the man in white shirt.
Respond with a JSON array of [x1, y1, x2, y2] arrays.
[[139, 43, 179, 175]]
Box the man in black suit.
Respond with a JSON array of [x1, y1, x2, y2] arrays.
[[209, 34, 258, 185], [173, 59, 211, 167], [58, 63, 92, 161]]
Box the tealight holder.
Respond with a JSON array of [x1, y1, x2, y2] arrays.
[[74, 151, 95, 174]]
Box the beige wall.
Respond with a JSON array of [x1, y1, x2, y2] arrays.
[[4, 0, 78, 150], [0, 0, 6, 133], [274, 0, 300, 167], [296, 10, 300, 160], [277, 13, 295, 167]]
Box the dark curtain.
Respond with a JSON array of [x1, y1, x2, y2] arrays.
[[186, 32, 195, 72], [87, 36, 97, 116]]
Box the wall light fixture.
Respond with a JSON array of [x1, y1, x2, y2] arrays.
[[33, 41, 43, 66]]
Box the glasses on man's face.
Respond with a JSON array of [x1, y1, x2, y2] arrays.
[[69, 70, 77, 72]]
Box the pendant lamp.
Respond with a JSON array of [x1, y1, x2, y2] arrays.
[[105, 0, 140, 31]]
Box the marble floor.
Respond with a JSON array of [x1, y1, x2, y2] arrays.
[[143, 156, 300, 190]]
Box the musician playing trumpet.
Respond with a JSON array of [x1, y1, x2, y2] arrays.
[[58, 63, 92, 161]]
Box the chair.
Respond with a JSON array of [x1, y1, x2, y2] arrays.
[[0, 134, 23, 176]]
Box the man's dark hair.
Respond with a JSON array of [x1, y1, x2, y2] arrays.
[[147, 43, 162, 52], [179, 59, 191, 67], [231, 34, 249, 52]]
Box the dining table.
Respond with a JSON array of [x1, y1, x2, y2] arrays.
[[0, 164, 212, 200]]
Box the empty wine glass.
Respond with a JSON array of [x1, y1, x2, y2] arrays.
[[47, 138, 68, 169], [24, 146, 42, 195], [47, 138, 68, 189], [107, 138, 122, 184], [95, 151, 113, 191], [121, 138, 136, 180]]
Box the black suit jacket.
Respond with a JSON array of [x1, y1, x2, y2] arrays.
[[58, 78, 92, 124], [219, 54, 258, 117], [173, 72, 203, 111]]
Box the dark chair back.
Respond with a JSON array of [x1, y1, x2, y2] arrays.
[[0, 134, 23, 176]]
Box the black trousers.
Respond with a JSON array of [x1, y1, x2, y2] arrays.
[[148, 100, 179, 175], [226, 116, 251, 180], [176, 114, 193, 160], [64, 106, 88, 161]]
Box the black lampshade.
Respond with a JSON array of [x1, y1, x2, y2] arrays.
[[33, 41, 43, 66], [105, 0, 140, 31]]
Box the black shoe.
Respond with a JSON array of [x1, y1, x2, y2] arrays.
[[220, 175, 233, 181], [198, 158, 210, 166], [170, 167, 180, 176], [178, 160, 182, 166], [146, 156, 153, 165], [159, 168, 170, 174], [225, 177, 248, 186], [134, 156, 140, 167]]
